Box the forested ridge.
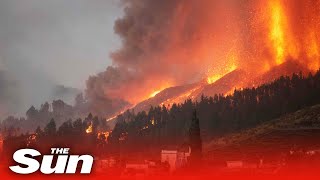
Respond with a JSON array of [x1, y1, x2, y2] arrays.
[[2, 70, 320, 158], [108, 70, 320, 153]]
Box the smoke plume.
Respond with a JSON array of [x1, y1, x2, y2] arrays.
[[86, 0, 320, 117], [0, 68, 20, 117]]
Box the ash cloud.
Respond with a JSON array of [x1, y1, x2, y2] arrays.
[[0, 59, 81, 118], [86, 0, 320, 117], [0, 66, 21, 117], [86, 0, 247, 116]]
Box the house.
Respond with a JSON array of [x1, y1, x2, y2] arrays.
[[0, 136, 3, 152], [161, 150, 178, 171], [226, 160, 259, 170], [121, 162, 150, 177], [226, 161, 243, 168], [95, 157, 117, 172], [161, 144, 191, 171]]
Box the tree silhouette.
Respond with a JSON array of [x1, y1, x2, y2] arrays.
[[4, 70, 320, 161], [57, 120, 73, 135], [35, 126, 43, 136], [189, 109, 202, 164], [44, 119, 56, 136]]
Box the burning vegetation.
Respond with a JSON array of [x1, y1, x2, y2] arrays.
[[2, 71, 320, 177], [86, 122, 93, 134], [2, 0, 320, 178], [1, 0, 320, 143]]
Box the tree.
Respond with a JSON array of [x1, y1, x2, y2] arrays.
[[35, 126, 44, 136], [87, 113, 93, 120], [92, 116, 100, 133], [57, 120, 73, 135], [75, 93, 85, 106], [39, 102, 50, 114], [44, 119, 56, 136], [52, 100, 66, 116], [73, 118, 84, 134], [189, 109, 202, 165], [26, 106, 38, 119]]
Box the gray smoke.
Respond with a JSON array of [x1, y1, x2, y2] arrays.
[[85, 0, 246, 116], [0, 0, 121, 118]]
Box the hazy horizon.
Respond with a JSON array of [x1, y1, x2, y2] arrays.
[[0, 0, 123, 117]]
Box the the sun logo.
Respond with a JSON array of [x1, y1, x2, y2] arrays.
[[9, 148, 93, 174]]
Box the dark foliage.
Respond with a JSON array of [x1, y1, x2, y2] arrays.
[[107, 70, 320, 155], [189, 110, 202, 163], [2, 70, 320, 162]]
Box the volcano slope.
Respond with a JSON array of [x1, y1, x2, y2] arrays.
[[132, 60, 309, 114], [204, 104, 320, 164]]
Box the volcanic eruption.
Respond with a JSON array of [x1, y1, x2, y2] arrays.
[[85, 0, 320, 118]]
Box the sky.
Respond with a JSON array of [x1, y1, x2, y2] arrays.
[[0, 0, 122, 115], [0, 0, 122, 89]]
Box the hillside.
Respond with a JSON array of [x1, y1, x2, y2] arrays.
[[131, 60, 309, 115], [133, 82, 202, 113], [198, 69, 248, 98], [204, 104, 320, 161], [251, 60, 310, 86], [133, 69, 252, 113]]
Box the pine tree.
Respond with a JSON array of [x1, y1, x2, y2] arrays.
[[189, 109, 202, 165], [35, 126, 44, 136], [44, 119, 56, 136]]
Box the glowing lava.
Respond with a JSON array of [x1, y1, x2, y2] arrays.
[[306, 31, 320, 71], [97, 131, 111, 142], [265, 0, 319, 69], [149, 90, 161, 98], [269, 0, 286, 65], [98, 0, 320, 121], [207, 75, 223, 85], [207, 64, 237, 84]]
